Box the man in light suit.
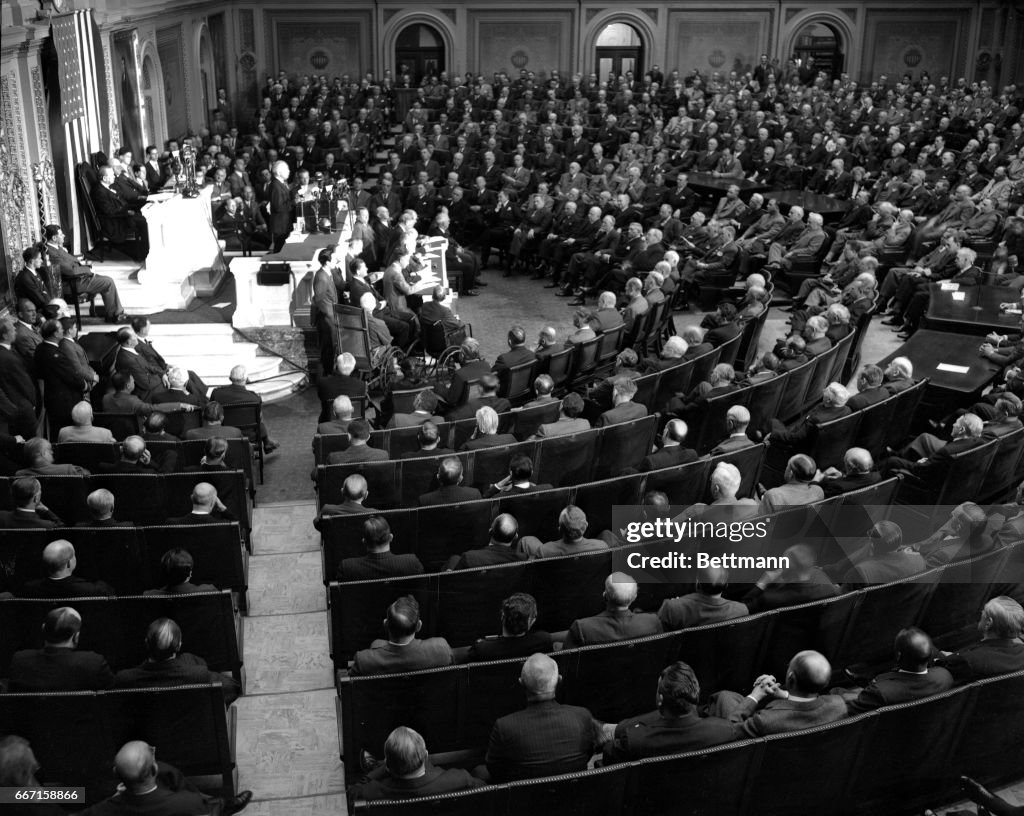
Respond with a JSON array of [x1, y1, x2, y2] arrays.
[[597, 377, 648, 427], [532, 392, 590, 438], [43, 225, 124, 322]]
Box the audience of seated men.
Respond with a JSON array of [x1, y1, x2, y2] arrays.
[[113, 617, 240, 705], [15, 437, 89, 477], [832, 627, 953, 714], [639, 418, 699, 471], [326, 418, 386, 464], [561, 573, 663, 649], [459, 406, 518, 450], [756, 454, 825, 514], [143, 548, 216, 596], [349, 727, 484, 803], [418, 457, 482, 505], [0, 476, 62, 528], [350, 595, 452, 676], [7, 606, 114, 691], [520, 505, 609, 558], [317, 352, 367, 422], [185, 400, 243, 440], [166, 482, 236, 524], [603, 661, 735, 763], [317, 395, 357, 438], [934, 597, 1024, 683], [337, 516, 424, 581], [531, 392, 590, 438], [658, 566, 749, 631], [19, 539, 114, 598], [79, 740, 252, 815], [482, 653, 605, 782], [57, 401, 115, 444], [466, 592, 553, 662], [710, 649, 846, 738], [482, 453, 552, 498], [741, 544, 840, 613], [75, 488, 132, 528]]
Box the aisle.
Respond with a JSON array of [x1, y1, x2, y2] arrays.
[[232, 500, 348, 815]]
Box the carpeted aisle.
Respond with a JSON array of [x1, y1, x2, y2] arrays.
[[260, 387, 322, 503]]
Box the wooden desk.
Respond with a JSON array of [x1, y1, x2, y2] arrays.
[[924, 283, 1022, 336], [263, 230, 345, 263], [766, 190, 852, 224]]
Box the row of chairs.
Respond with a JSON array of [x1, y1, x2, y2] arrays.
[[0, 683, 236, 804], [335, 541, 1023, 781], [0, 522, 247, 611], [348, 669, 1024, 816], [325, 476, 907, 664], [314, 415, 660, 510], [0, 591, 243, 684], [0, 470, 250, 536]]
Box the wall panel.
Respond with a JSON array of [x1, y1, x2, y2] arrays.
[[667, 9, 773, 79], [468, 10, 575, 77], [863, 9, 970, 83], [264, 10, 373, 79]]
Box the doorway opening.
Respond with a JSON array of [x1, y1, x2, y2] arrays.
[[792, 21, 844, 79], [595, 22, 644, 84], [395, 24, 445, 85]]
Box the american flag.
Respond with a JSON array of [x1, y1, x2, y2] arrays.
[[52, 9, 109, 253]]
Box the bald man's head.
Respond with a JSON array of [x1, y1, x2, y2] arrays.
[[786, 650, 832, 696], [695, 566, 729, 596], [520, 653, 559, 699], [42, 540, 75, 577], [122, 435, 146, 462], [113, 742, 158, 792], [190, 482, 219, 510], [604, 572, 639, 608]]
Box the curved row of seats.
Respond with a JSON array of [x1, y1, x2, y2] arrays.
[[348, 669, 1024, 816], [335, 542, 1024, 784]]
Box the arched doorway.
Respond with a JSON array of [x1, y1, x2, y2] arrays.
[[395, 24, 445, 85], [595, 22, 644, 83], [792, 21, 844, 79]]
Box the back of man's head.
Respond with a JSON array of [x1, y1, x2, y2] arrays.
[[561, 392, 584, 418], [437, 456, 463, 486], [520, 653, 559, 699], [160, 548, 194, 585], [894, 627, 933, 672], [86, 488, 115, 520], [787, 454, 816, 483], [42, 539, 75, 577], [509, 454, 533, 482], [229, 365, 247, 385], [491, 513, 519, 545], [868, 521, 903, 554], [605, 572, 638, 608], [981, 596, 1024, 639], [203, 401, 225, 424], [786, 650, 832, 697], [336, 352, 357, 376], [10, 477, 40, 510], [413, 389, 439, 414], [71, 401, 93, 427], [145, 618, 183, 661], [113, 742, 158, 792], [122, 435, 146, 462], [507, 325, 526, 347], [558, 505, 588, 540], [190, 482, 218, 511], [348, 418, 371, 441], [42, 606, 81, 645], [479, 372, 500, 395], [385, 595, 421, 640], [332, 395, 353, 419], [362, 516, 392, 552], [500, 592, 536, 635], [384, 727, 427, 779], [657, 661, 700, 716], [695, 566, 729, 596], [342, 474, 369, 503]]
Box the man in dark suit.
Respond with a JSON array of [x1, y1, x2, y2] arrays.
[[710, 649, 846, 737], [13, 299, 42, 373], [562, 573, 663, 648], [325, 419, 387, 464], [597, 377, 648, 427], [438, 337, 491, 408], [312, 248, 339, 375], [703, 302, 742, 348], [604, 661, 734, 762], [935, 597, 1024, 683], [0, 315, 37, 435], [418, 457, 482, 506], [317, 352, 367, 422], [386, 389, 445, 429], [14, 245, 53, 311], [8, 607, 114, 691], [44, 225, 126, 321], [113, 617, 239, 704], [337, 516, 424, 581], [882, 357, 915, 394], [115, 327, 166, 399], [447, 373, 512, 422], [846, 365, 889, 411], [143, 145, 166, 191], [210, 364, 279, 451], [657, 566, 749, 631], [709, 406, 756, 455], [836, 628, 954, 713], [767, 382, 852, 449], [458, 406, 518, 450], [184, 401, 244, 441], [0, 477, 61, 528], [880, 412, 987, 484], [314, 474, 379, 531], [830, 520, 927, 589], [91, 165, 149, 260], [467, 592, 553, 662], [447, 515, 525, 568], [350, 595, 453, 675], [143, 548, 216, 595], [349, 727, 484, 802], [266, 159, 293, 251], [165, 482, 237, 524], [398, 421, 455, 460], [492, 326, 537, 376], [34, 320, 87, 436], [19, 538, 115, 599], [484, 653, 605, 781], [639, 419, 699, 471]]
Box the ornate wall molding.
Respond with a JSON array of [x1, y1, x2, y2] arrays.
[[101, 34, 120, 154], [0, 70, 34, 297], [29, 65, 57, 226]]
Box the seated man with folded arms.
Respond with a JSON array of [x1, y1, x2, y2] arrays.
[[350, 595, 453, 676], [603, 661, 735, 762]]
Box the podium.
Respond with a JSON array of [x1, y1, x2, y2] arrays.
[[139, 192, 225, 289]]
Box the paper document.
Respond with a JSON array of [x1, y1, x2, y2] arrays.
[[936, 363, 970, 374], [939, 282, 959, 291], [951, 292, 966, 301]]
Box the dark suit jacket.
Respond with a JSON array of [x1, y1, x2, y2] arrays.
[[14, 268, 52, 310], [461, 432, 518, 451], [165, 510, 236, 525], [351, 637, 453, 675], [468, 630, 554, 662], [562, 608, 663, 648], [317, 375, 367, 421], [728, 694, 848, 738], [210, 383, 262, 407], [820, 471, 884, 499], [0, 345, 35, 409], [771, 404, 852, 447], [709, 434, 756, 455], [493, 346, 537, 374], [443, 359, 492, 406], [450, 544, 527, 571], [350, 764, 484, 802], [597, 401, 648, 427], [326, 445, 388, 464], [8, 646, 114, 691], [113, 652, 239, 704], [0, 508, 58, 528], [935, 639, 1024, 683], [34, 341, 85, 425], [486, 699, 603, 782], [704, 322, 742, 348], [640, 445, 699, 472], [21, 574, 114, 598], [418, 485, 483, 506], [91, 183, 134, 243], [846, 386, 889, 412], [844, 667, 954, 714], [268, 177, 293, 234], [604, 710, 735, 763], [116, 348, 164, 398], [447, 395, 513, 422], [338, 551, 425, 581]]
